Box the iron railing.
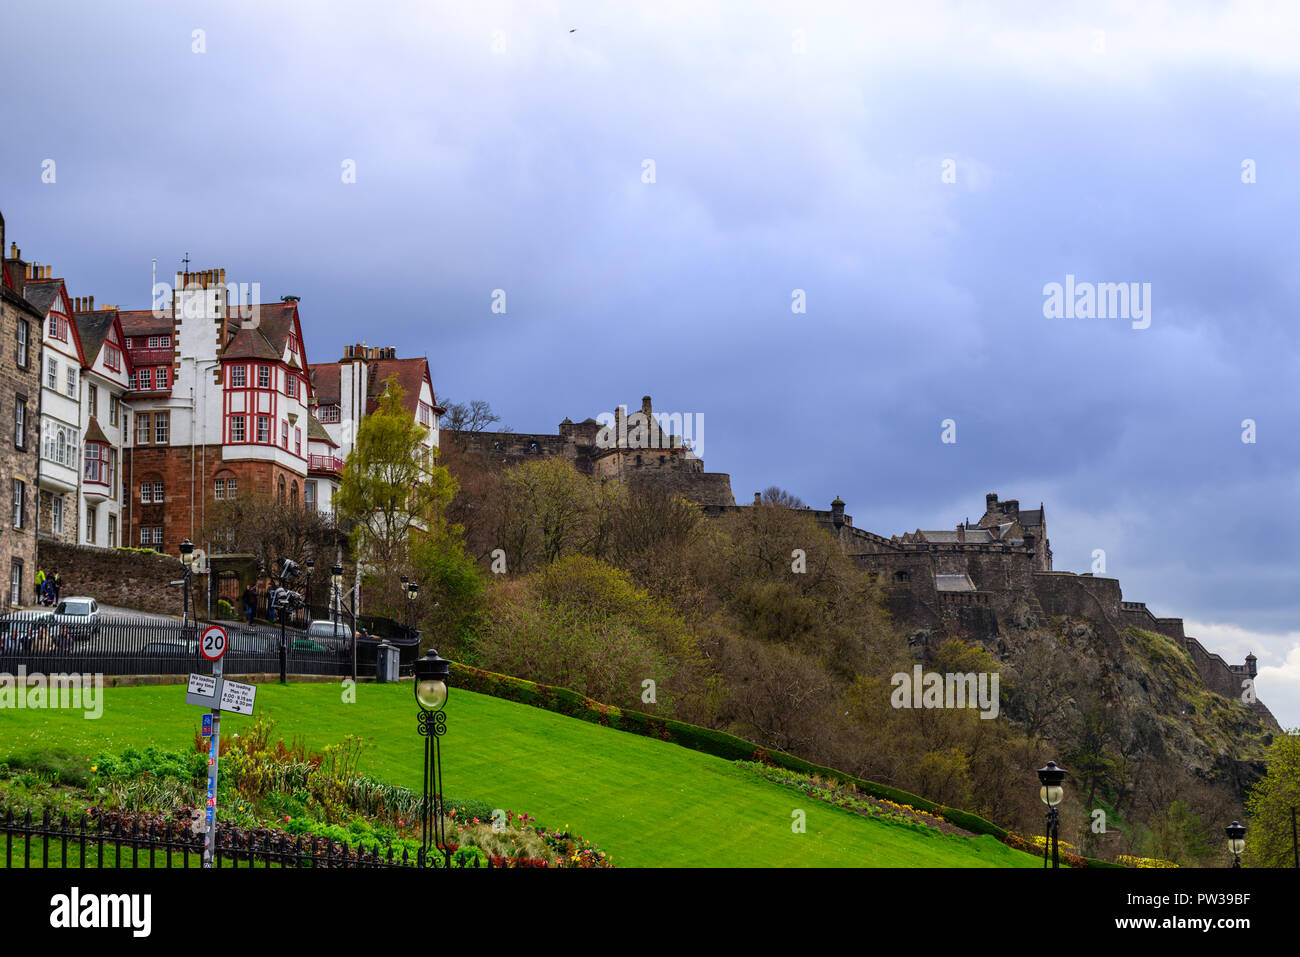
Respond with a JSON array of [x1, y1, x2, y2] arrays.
[[0, 612, 418, 677], [0, 808, 497, 869]]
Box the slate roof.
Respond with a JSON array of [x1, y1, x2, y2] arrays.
[[222, 326, 281, 360], [117, 309, 173, 337], [236, 301, 298, 354], [366, 357, 435, 417], [306, 414, 336, 446], [84, 416, 110, 445], [22, 279, 62, 316], [1018, 508, 1044, 527], [915, 528, 997, 544], [73, 309, 118, 365], [309, 362, 341, 405]]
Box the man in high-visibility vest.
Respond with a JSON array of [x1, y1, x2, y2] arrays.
[[34, 567, 46, 605]]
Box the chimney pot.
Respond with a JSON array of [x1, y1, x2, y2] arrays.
[[89, 296, 94, 311], [642, 395, 652, 415]]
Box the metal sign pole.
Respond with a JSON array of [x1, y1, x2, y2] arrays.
[[203, 655, 222, 868]]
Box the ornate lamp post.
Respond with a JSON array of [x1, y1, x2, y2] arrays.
[[179, 539, 195, 628], [1037, 760, 1067, 869], [331, 563, 343, 639], [305, 558, 314, 616], [415, 650, 451, 868], [1226, 820, 1247, 869], [406, 580, 419, 635]]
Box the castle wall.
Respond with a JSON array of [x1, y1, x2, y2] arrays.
[[1032, 571, 1123, 622], [625, 469, 734, 507]]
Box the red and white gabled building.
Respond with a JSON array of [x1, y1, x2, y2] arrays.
[[118, 268, 314, 556], [71, 303, 132, 548]]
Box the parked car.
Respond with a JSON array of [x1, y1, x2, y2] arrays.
[[306, 619, 352, 650], [0, 611, 51, 653], [227, 630, 276, 655], [49, 597, 101, 646], [140, 638, 197, 657]]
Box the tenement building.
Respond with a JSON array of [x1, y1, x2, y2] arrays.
[[117, 268, 315, 555], [1, 212, 44, 606]]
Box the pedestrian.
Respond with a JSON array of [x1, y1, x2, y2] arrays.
[[41, 576, 55, 606], [268, 578, 278, 623], [52, 569, 63, 603], [243, 583, 257, 624], [34, 566, 46, 604]]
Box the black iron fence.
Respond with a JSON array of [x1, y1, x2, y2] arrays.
[[0, 808, 496, 869], [0, 612, 420, 678]]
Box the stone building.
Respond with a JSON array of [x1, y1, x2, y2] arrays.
[[1, 213, 44, 606], [449, 395, 735, 507]]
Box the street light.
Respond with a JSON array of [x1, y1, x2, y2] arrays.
[[179, 540, 195, 627], [1037, 760, 1067, 870], [406, 580, 419, 635], [1226, 820, 1247, 869], [305, 558, 314, 614], [415, 650, 452, 868], [331, 563, 343, 637]]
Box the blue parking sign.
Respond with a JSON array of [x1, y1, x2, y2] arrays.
[[202, 714, 213, 737]]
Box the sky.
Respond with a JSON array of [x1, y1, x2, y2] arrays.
[[2, 1, 1298, 727]]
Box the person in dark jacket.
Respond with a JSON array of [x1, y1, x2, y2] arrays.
[[52, 570, 63, 603], [242, 584, 257, 624]]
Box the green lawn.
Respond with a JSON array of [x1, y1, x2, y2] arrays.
[[0, 682, 1040, 868]]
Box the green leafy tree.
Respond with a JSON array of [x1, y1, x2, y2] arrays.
[[335, 377, 459, 615], [1243, 729, 1300, 868]]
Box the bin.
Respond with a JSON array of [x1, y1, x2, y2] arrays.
[[375, 640, 400, 683]]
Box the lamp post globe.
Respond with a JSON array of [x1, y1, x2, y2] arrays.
[[415, 650, 450, 712], [1226, 820, 1247, 868], [1036, 761, 1067, 870], [179, 539, 194, 566], [1037, 760, 1066, 807]]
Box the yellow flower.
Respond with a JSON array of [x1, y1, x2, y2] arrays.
[[90, 765, 97, 772]]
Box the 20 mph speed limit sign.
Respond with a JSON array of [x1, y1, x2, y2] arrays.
[[200, 624, 228, 662]]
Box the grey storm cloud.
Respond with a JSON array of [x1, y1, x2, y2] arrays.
[[2, 0, 1297, 724]]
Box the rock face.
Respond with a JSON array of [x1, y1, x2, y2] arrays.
[[794, 493, 1274, 730], [984, 600, 1279, 806]]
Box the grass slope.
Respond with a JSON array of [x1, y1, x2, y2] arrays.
[[0, 682, 1039, 868]]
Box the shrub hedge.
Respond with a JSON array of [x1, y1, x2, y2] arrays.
[[449, 661, 1119, 868]]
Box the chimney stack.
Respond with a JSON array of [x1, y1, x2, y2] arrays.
[[641, 395, 652, 416], [957, 523, 965, 543], [754, 492, 762, 505], [88, 295, 94, 311]]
